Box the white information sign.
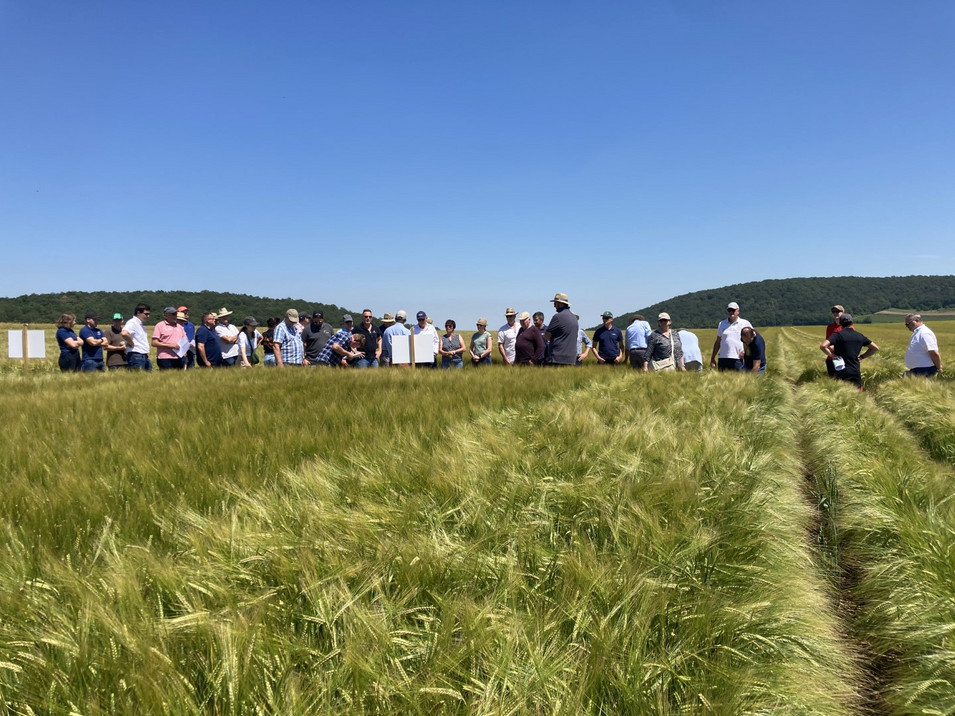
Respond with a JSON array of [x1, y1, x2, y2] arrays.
[[7, 330, 47, 359], [389, 334, 437, 365]]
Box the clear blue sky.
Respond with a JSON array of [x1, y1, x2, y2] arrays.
[[2, 1, 953, 326]]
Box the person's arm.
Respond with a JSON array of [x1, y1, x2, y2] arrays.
[[217, 328, 238, 344], [151, 329, 178, 351], [643, 334, 655, 372], [238, 334, 251, 367], [819, 339, 834, 359], [615, 335, 624, 363], [197, 341, 210, 366], [273, 329, 285, 367], [860, 342, 879, 360], [928, 349, 942, 372], [65, 334, 83, 349], [578, 334, 591, 363], [375, 332, 382, 360], [710, 336, 721, 367], [498, 331, 510, 365]]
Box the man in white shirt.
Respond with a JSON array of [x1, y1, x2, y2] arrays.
[[903, 314, 942, 377], [413, 311, 439, 367], [123, 303, 153, 371], [498, 308, 519, 366], [710, 301, 752, 371], [215, 307, 240, 367]]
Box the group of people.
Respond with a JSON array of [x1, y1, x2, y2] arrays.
[[52, 296, 943, 381]]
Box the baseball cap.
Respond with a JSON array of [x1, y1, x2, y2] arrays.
[[831, 305, 844, 313], [658, 312, 671, 321], [163, 306, 176, 315], [601, 311, 613, 318], [177, 305, 189, 313], [839, 313, 853, 326], [396, 310, 407, 321], [342, 314, 354, 323], [518, 311, 531, 321], [286, 309, 299, 322], [727, 302, 740, 311], [312, 310, 324, 319], [112, 313, 123, 320], [416, 311, 427, 320], [85, 311, 98, 320]]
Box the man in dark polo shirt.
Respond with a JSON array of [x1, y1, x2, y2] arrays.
[[820, 313, 879, 390], [196, 311, 223, 367], [351, 309, 382, 368], [302, 310, 334, 366], [544, 292, 579, 366]]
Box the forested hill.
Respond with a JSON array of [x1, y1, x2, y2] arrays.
[[0, 291, 361, 326], [621, 275, 955, 328]]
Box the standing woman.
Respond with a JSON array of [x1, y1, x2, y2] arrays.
[[238, 316, 262, 368], [56, 313, 82, 372], [644, 312, 685, 372], [469, 318, 493, 367], [440, 319, 466, 369], [260, 317, 279, 367]]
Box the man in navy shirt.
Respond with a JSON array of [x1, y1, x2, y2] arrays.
[[592, 311, 624, 365], [196, 311, 223, 367], [79, 311, 108, 372], [740, 327, 767, 374]]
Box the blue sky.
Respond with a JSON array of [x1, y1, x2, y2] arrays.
[[2, 1, 953, 326]]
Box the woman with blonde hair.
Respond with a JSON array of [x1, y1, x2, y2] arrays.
[[55, 313, 83, 372]]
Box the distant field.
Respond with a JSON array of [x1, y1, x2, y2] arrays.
[[0, 322, 953, 712]]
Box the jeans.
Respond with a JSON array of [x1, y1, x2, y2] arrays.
[[441, 357, 463, 369], [353, 357, 379, 368], [81, 358, 105, 372], [221, 356, 237, 367], [127, 352, 152, 371], [157, 357, 184, 370], [59, 352, 81, 372], [717, 358, 744, 372], [471, 355, 491, 367], [264, 353, 276, 367], [628, 348, 647, 369]]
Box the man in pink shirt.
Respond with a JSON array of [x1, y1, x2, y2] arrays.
[[151, 306, 188, 370]]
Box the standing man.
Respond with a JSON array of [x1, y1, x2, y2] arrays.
[[352, 309, 382, 368], [514, 311, 545, 365], [124, 303, 152, 370], [79, 311, 108, 372], [498, 308, 519, 366], [413, 311, 439, 367], [820, 314, 879, 390], [215, 308, 240, 366], [740, 326, 767, 374], [625, 314, 652, 370], [302, 310, 335, 366], [384, 310, 411, 366], [378, 313, 396, 366], [196, 311, 223, 367], [903, 314, 942, 377], [544, 293, 579, 366], [593, 311, 624, 365], [825, 305, 846, 377], [152, 306, 187, 370], [272, 309, 305, 367], [105, 312, 130, 370], [710, 302, 753, 371], [177, 306, 196, 369], [532, 311, 549, 365]]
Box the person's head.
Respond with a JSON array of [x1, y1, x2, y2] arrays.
[[350, 333, 366, 350], [396, 310, 408, 324], [285, 308, 299, 326], [445, 319, 456, 333], [242, 316, 258, 333], [177, 306, 190, 323], [831, 305, 844, 322], [476, 318, 487, 332], [740, 326, 756, 344], [163, 306, 178, 325], [381, 312, 395, 327], [601, 311, 614, 326], [266, 316, 279, 330], [112, 312, 123, 327], [134, 303, 151, 320], [504, 307, 517, 324], [551, 293, 571, 311], [633, 314, 645, 322], [84, 311, 99, 327], [658, 312, 671, 331], [904, 313, 923, 332], [311, 310, 324, 326], [57, 313, 76, 328], [202, 311, 217, 327], [341, 314, 354, 330], [533, 311, 545, 329], [518, 311, 531, 328], [217, 307, 232, 325], [727, 302, 740, 322], [416, 311, 428, 327], [361, 309, 373, 326], [299, 312, 310, 327], [839, 313, 853, 328]]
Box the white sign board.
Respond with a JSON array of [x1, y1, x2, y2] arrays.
[[8, 330, 47, 359], [389, 333, 437, 365]]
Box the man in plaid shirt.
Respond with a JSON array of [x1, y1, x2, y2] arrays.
[[273, 309, 304, 367]]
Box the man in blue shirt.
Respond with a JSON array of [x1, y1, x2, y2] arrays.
[[740, 327, 767, 374], [384, 310, 412, 366], [592, 311, 624, 365], [196, 311, 224, 367], [625, 315, 652, 370], [79, 312, 108, 372]]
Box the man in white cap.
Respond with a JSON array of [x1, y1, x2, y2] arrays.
[[215, 307, 240, 367], [710, 301, 752, 371], [498, 308, 520, 366], [272, 309, 304, 367], [383, 310, 411, 367], [544, 293, 579, 366]]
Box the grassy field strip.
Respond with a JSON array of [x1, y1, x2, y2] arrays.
[[874, 380, 955, 468], [789, 370, 955, 711], [0, 368, 861, 713]]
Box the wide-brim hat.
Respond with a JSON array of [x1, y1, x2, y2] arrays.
[[518, 311, 531, 321], [217, 307, 233, 318], [382, 313, 395, 323], [551, 293, 571, 306], [176, 311, 187, 321], [476, 318, 488, 326]]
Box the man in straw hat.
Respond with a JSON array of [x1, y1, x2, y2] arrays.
[[215, 307, 240, 366], [544, 293, 579, 366]]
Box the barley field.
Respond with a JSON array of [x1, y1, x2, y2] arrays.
[[0, 322, 952, 714]]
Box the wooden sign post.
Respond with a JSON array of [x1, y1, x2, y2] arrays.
[[22, 323, 29, 373]]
